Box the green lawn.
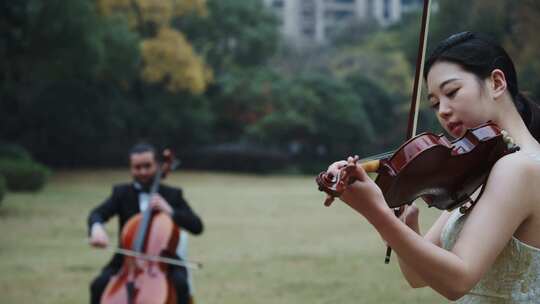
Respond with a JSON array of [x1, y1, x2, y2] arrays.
[[0, 170, 445, 303]]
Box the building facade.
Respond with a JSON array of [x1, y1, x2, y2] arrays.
[[263, 0, 418, 46]]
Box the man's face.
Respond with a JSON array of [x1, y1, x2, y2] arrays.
[[130, 151, 157, 185]]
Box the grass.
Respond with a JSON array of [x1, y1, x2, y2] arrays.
[[0, 170, 445, 303]]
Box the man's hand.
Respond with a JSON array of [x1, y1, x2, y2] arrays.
[[89, 223, 109, 248], [150, 194, 173, 215]]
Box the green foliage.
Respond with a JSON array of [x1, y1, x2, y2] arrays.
[[22, 81, 131, 166], [0, 142, 51, 193], [330, 31, 413, 100], [96, 15, 141, 84], [2, 0, 138, 82], [178, 0, 280, 75], [2, 0, 539, 172], [430, 0, 513, 48], [504, 0, 540, 101], [207, 65, 392, 172], [329, 17, 381, 47], [0, 174, 5, 204], [291, 73, 376, 155], [184, 143, 289, 173], [345, 74, 405, 150], [0, 159, 50, 192], [0, 143, 33, 162], [130, 87, 215, 150], [0, 0, 140, 165], [388, 9, 423, 67]]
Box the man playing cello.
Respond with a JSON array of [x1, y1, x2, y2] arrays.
[[88, 143, 203, 304]]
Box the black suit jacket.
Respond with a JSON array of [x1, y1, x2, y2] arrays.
[[88, 183, 203, 271]]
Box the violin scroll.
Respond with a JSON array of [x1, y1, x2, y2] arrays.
[[316, 158, 381, 206]]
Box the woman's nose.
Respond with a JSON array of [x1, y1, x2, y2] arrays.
[[438, 100, 452, 119]]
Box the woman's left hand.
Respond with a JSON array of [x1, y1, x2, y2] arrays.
[[399, 203, 420, 233]]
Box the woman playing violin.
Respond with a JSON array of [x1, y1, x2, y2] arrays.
[[326, 32, 540, 302]]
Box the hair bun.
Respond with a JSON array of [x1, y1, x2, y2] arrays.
[[441, 32, 474, 49]]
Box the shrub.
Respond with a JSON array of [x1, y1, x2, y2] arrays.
[[0, 143, 33, 161], [182, 143, 290, 173], [0, 159, 51, 192], [0, 175, 5, 204]]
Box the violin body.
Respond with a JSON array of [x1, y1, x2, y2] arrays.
[[375, 123, 514, 210], [101, 211, 180, 304], [317, 122, 518, 211]]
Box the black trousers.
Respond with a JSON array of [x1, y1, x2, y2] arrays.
[[90, 265, 190, 304]]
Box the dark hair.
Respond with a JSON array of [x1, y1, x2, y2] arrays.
[[424, 31, 540, 140], [128, 143, 157, 160]]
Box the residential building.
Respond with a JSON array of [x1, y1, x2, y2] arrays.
[[263, 0, 407, 45]]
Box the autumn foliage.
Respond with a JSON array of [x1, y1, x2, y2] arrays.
[[96, 0, 212, 93]]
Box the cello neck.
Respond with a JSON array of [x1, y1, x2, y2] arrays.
[[133, 167, 162, 252]]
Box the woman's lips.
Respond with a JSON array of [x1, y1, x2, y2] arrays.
[[448, 122, 463, 136]]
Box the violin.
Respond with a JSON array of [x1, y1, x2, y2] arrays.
[[316, 122, 519, 211], [101, 149, 184, 304]]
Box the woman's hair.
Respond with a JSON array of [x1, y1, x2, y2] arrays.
[[424, 31, 540, 140]]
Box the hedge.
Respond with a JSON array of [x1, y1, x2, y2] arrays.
[[0, 143, 33, 161], [0, 175, 5, 204], [0, 159, 51, 192]]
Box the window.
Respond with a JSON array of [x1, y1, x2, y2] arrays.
[[383, 0, 392, 19], [302, 28, 315, 38], [272, 0, 284, 8], [326, 9, 353, 20]]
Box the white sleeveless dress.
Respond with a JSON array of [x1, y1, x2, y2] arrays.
[[441, 209, 540, 303]]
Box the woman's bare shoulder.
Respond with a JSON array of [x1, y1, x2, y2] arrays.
[[491, 150, 540, 178], [483, 150, 540, 211]]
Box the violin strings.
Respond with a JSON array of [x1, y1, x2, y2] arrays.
[[358, 150, 395, 163]]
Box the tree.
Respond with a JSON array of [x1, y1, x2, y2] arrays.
[[327, 31, 414, 105], [505, 0, 540, 99], [96, 0, 212, 93], [177, 0, 280, 76], [0, 0, 140, 163]]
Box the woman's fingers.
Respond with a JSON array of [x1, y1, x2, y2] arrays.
[[328, 160, 347, 173], [398, 203, 420, 232]]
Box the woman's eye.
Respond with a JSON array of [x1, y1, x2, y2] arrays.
[[430, 101, 440, 110], [447, 88, 459, 98]]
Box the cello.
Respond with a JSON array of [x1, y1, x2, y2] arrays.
[[101, 149, 186, 304]]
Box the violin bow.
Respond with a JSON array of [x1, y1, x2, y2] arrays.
[[385, 0, 432, 264]]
